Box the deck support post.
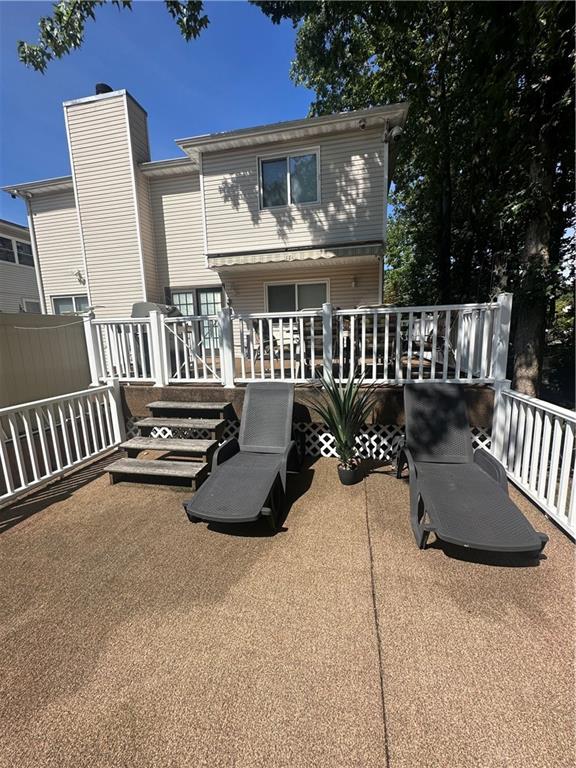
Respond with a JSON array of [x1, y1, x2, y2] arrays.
[[322, 303, 333, 381], [491, 378, 511, 463], [219, 307, 235, 388], [491, 293, 513, 381], [107, 376, 126, 443], [149, 311, 168, 387], [83, 315, 102, 386]]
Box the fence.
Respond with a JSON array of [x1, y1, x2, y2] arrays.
[[83, 294, 512, 389], [1, 312, 91, 407], [0, 381, 124, 506], [492, 385, 576, 537]]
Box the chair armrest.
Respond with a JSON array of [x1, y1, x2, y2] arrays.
[[211, 437, 239, 472], [474, 447, 508, 493]]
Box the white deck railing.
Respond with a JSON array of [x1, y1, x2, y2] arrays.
[[492, 387, 576, 537], [83, 294, 512, 389], [232, 295, 510, 385], [0, 382, 124, 506]]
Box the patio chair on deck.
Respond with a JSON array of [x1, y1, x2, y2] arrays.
[[397, 383, 548, 555], [183, 383, 299, 530]]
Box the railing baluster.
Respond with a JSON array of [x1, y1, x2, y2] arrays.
[[68, 400, 82, 463], [521, 406, 535, 484], [77, 396, 90, 458], [100, 391, 113, 447], [547, 418, 563, 510], [339, 315, 344, 381], [480, 309, 490, 380], [537, 412, 553, 501], [268, 318, 275, 380], [468, 311, 477, 380], [406, 312, 413, 381], [430, 311, 438, 381], [85, 396, 99, 454], [395, 312, 402, 382], [454, 311, 463, 379], [58, 402, 72, 467], [373, 311, 379, 381], [513, 402, 526, 478], [310, 318, 315, 379], [8, 414, 27, 488], [34, 407, 51, 476], [418, 311, 425, 380], [361, 314, 366, 377], [46, 404, 63, 470], [21, 409, 40, 483], [529, 410, 543, 492], [557, 424, 574, 518], [349, 314, 355, 379], [0, 420, 15, 495], [299, 316, 305, 381], [442, 309, 451, 380]]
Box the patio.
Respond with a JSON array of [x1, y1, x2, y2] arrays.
[[0, 457, 573, 767]]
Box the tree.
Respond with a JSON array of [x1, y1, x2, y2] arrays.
[[256, 1, 575, 396], [17, 1, 209, 73]]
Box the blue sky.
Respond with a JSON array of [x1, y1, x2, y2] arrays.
[[0, 0, 313, 224]]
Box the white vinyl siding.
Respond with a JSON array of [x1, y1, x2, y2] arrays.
[[203, 128, 384, 254], [0, 261, 40, 313], [29, 190, 83, 313], [65, 94, 145, 317], [148, 172, 221, 291]]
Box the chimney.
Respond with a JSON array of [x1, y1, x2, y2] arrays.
[[95, 83, 113, 95]]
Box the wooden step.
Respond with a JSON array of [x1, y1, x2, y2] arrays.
[[108, 457, 208, 489], [120, 437, 217, 461], [147, 400, 230, 417], [135, 417, 225, 440]]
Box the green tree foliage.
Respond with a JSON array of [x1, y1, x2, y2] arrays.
[[18, 1, 208, 73], [256, 1, 574, 396]]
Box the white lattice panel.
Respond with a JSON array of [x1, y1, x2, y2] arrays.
[[125, 416, 491, 460]]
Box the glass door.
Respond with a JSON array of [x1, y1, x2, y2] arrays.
[[197, 288, 222, 349]]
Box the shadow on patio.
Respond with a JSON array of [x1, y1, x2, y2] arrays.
[[0, 459, 573, 767]]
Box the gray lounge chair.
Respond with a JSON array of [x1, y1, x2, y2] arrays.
[[183, 382, 299, 530], [397, 383, 548, 554]]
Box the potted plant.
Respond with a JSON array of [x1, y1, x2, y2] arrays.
[[309, 372, 378, 485]]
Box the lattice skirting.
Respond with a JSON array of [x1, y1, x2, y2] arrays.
[[125, 417, 491, 461]]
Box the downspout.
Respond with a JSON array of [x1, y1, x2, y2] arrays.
[[23, 193, 47, 314], [380, 125, 390, 305]]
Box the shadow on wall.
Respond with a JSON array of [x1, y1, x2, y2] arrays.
[[217, 150, 380, 244]]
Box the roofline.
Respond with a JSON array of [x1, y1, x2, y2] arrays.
[[2, 175, 73, 197], [139, 157, 198, 175], [63, 88, 148, 116], [176, 102, 409, 152]]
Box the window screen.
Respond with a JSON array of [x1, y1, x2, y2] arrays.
[[297, 282, 326, 309]]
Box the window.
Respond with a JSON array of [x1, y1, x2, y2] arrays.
[[266, 281, 327, 312], [23, 299, 41, 313], [16, 241, 34, 267], [53, 295, 89, 315], [259, 150, 319, 209], [0, 236, 15, 263], [170, 291, 195, 315]]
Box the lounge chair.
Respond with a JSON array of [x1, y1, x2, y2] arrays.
[[397, 383, 548, 554], [183, 382, 299, 530]]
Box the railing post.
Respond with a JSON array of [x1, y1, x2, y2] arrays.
[[107, 376, 126, 443], [149, 311, 168, 387], [218, 307, 235, 388], [491, 378, 511, 463], [491, 292, 513, 380], [322, 302, 333, 381], [83, 314, 102, 386]]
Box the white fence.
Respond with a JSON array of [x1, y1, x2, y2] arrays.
[[0, 382, 124, 506], [84, 294, 512, 389], [493, 386, 576, 537]]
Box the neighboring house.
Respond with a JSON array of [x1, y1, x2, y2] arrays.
[[0, 219, 41, 313], [3, 87, 408, 323]]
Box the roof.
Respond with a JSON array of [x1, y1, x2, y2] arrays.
[[2, 175, 74, 197], [176, 102, 409, 159]]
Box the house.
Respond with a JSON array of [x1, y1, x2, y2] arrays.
[[3, 86, 408, 322], [0, 219, 41, 313]]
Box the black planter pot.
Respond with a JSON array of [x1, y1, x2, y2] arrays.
[[337, 464, 362, 485]]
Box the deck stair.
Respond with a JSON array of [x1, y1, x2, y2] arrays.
[[108, 399, 231, 489]]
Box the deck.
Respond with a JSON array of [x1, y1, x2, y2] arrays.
[[0, 458, 573, 767]]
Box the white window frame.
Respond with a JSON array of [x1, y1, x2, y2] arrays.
[[51, 294, 89, 315], [258, 147, 321, 210], [22, 298, 42, 313], [264, 279, 330, 312], [0, 235, 35, 268]]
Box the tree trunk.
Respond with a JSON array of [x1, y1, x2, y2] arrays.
[[512, 157, 552, 396]]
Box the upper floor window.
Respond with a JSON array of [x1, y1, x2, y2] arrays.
[[53, 295, 89, 315], [259, 150, 319, 209], [16, 241, 34, 267], [0, 236, 16, 263]]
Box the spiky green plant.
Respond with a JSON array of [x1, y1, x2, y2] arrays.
[[308, 373, 378, 469]]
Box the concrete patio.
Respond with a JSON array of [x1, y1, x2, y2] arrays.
[[0, 458, 574, 767]]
